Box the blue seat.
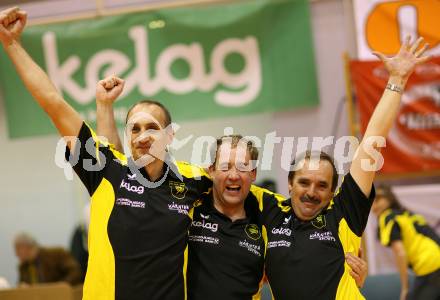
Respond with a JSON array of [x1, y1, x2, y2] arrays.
[[261, 283, 272, 300], [361, 273, 415, 300], [261, 274, 415, 300]]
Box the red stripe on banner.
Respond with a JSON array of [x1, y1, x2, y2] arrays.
[[350, 56, 440, 175]]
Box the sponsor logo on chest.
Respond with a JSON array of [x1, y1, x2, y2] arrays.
[[239, 240, 262, 256], [115, 198, 145, 208], [120, 179, 144, 194], [271, 227, 292, 237], [189, 235, 220, 245], [267, 240, 291, 248], [192, 217, 219, 233], [168, 202, 190, 215], [309, 231, 336, 242]]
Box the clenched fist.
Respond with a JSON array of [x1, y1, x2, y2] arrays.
[[0, 7, 27, 47], [96, 75, 125, 104]]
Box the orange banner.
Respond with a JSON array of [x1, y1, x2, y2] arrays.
[[353, 0, 440, 59], [350, 57, 440, 175]]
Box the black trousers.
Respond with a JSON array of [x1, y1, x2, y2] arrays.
[[408, 268, 440, 300]]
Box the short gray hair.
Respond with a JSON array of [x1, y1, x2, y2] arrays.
[[209, 135, 259, 167], [14, 232, 38, 247]]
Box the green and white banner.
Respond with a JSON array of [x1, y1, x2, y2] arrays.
[[0, 0, 318, 138]]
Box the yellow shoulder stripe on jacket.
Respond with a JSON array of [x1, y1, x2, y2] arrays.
[[176, 161, 211, 179], [250, 185, 289, 213], [379, 209, 394, 246], [84, 122, 127, 165]]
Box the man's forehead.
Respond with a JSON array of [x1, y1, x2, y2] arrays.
[[217, 144, 250, 162], [298, 157, 333, 168], [295, 159, 333, 179], [128, 112, 161, 127], [128, 105, 166, 127]]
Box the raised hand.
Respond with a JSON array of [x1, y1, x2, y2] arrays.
[[96, 75, 125, 104], [373, 36, 430, 85], [0, 7, 27, 47]]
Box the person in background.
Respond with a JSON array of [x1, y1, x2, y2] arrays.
[[70, 202, 90, 281], [0, 277, 10, 289], [372, 186, 440, 300], [14, 232, 82, 286]]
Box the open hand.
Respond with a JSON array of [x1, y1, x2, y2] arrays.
[[373, 36, 430, 84]]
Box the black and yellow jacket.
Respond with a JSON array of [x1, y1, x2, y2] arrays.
[[378, 208, 440, 276], [262, 173, 374, 300], [67, 122, 212, 300]]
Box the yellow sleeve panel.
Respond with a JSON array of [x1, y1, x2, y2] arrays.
[[335, 218, 365, 300], [82, 179, 116, 300]]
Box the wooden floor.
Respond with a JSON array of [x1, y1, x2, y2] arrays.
[[0, 282, 82, 300]]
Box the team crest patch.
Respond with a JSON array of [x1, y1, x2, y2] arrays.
[[245, 224, 261, 240], [311, 214, 326, 229], [169, 181, 188, 199]]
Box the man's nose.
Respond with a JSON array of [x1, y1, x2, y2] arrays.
[[228, 167, 240, 180], [136, 130, 153, 143], [306, 185, 318, 198]]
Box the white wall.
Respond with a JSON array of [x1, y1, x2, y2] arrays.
[[274, 0, 354, 194], [0, 96, 85, 284]]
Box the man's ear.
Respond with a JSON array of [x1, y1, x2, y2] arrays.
[[208, 164, 216, 178], [288, 179, 293, 195], [251, 169, 257, 182], [165, 123, 175, 146]]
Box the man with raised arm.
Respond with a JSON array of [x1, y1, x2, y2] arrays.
[[0, 7, 212, 300], [95, 79, 371, 300], [95, 101, 368, 300], [261, 37, 430, 299]]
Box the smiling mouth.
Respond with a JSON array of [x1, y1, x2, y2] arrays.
[[226, 185, 241, 192], [302, 202, 318, 209]]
